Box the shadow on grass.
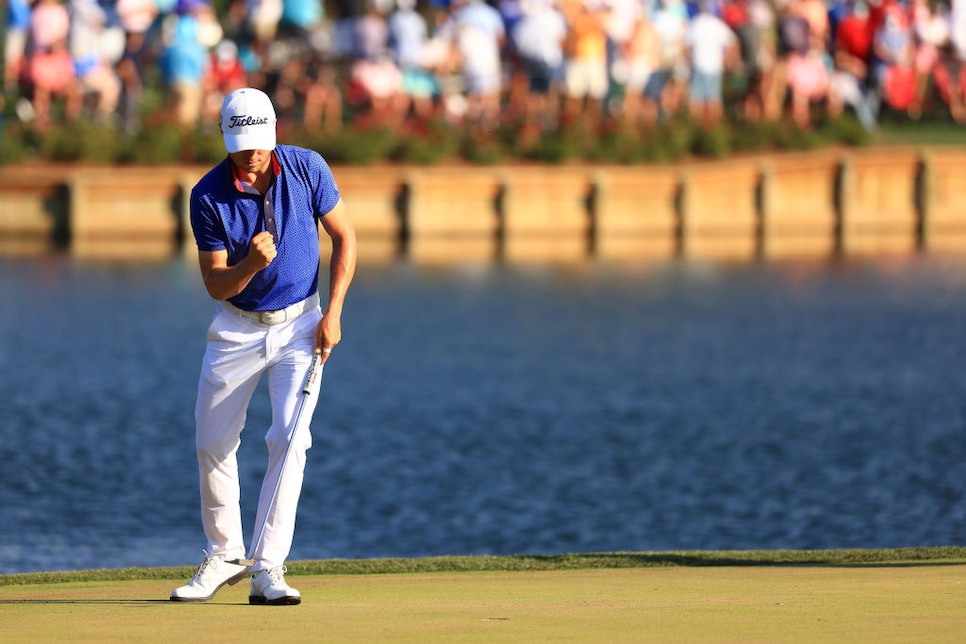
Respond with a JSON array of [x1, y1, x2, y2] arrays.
[[0, 599, 171, 604]]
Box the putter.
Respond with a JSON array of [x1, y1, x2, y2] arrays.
[[229, 351, 325, 568]]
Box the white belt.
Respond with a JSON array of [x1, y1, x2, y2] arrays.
[[220, 292, 320, 326]]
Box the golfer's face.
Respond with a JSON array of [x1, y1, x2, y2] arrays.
[[229, 149, 272, 174]]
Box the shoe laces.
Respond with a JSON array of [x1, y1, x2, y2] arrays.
[[266, 566, 288, 584], [192, 551, 215, 581]]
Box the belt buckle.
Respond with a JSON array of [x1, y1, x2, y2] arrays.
[[259, 309, 287, 325]]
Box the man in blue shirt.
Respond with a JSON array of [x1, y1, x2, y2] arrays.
[[171, 87, 357, 605]]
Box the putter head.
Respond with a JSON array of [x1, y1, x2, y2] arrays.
[[227, 557, 256, 568]]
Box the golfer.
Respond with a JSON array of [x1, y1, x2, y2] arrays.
[[171, 87, 356, 605]]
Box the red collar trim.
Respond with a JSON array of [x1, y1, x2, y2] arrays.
[[230, 151, 280, 193]]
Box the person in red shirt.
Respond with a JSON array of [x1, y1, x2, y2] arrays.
[[828, 0, 878, 129], [836, 0, 874, 73], [202, 39, 248, 123], [866, 0, 902, 37]]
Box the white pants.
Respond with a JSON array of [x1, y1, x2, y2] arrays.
[[194, 298, 322, 571]]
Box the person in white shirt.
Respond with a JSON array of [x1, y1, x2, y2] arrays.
[[388, 0, 437, 122], [685, 1, 738, 124], [437, 0, 506, 129], [645, 0, 688, 120], [512, 0, 568, 135]]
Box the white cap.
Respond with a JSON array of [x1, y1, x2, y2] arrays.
[[220, 88, 277, 153]]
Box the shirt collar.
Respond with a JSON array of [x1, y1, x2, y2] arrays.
[[229, 150, 280, 194]]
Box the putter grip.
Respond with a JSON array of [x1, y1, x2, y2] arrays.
[[302, 354, 324, 395]]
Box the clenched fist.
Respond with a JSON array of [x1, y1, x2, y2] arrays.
[[247, 231, 277, 270]]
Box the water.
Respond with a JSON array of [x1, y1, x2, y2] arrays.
[[1, 252, 965, 574]]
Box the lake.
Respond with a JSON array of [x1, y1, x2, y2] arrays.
[[1, 250, 964, 574]]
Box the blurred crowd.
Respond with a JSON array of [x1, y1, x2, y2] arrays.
[[4, 0, 966, 139]]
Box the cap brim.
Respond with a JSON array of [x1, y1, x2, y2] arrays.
[[224, 131, 276, 153]]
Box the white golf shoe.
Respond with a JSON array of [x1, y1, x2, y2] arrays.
[[249, 566, 301, 605], [170, 555, 250, 602]]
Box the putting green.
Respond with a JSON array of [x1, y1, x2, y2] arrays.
[[2, 565, 965, 641]]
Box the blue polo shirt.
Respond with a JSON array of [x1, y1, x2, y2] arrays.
[[190, 144, 341, 312]]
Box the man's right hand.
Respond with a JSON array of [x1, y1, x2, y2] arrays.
[[247, 231, 277, 270]]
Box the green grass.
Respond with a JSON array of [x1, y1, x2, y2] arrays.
[[3, 550, 964, 642], [874, 120, 966, 146], [3, 546, 964, 586]]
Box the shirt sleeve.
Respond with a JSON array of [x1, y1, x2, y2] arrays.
[[309, 151, 341, 217], [189, 188, 227, 252]]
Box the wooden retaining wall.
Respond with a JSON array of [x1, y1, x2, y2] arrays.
[[1, 147, 965, 263]]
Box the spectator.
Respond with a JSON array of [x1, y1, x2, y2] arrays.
[[909, 0, 950, 119], [924, 1, 964, 121], [685, 0, 737, 124], [195, 0, 227, 48], [437, 0, 506, 130], [646, 0, 689, 122], [721, 0, 767, 121], [347, 0, 402, 125], [298, 47, 345, 133], [829, 0, 878, 130], [871, 2, 915, 113], [747, 0, 779, 120], [954, 0, 966, 60], [866, 0, 893, 36], [116, 0, 159, 134], [797, 0, 830, 54], [604, 0, 643, 114], [775, 0, 807, 117], [621, 12, 662, 131], [70, 0, 124, 124], [779, 0, 833, 129], [4, 0, 31, 94], [26, 0, 82, 129], [203, 39, 248, 123], [246, 0, 283, 44], [512, 0, 568, 139], [332, 0, 369, 62], [117, 0, 159, 35], [159, 0, 212, 128], [933, 38, 966, 122], [356, 0, 392, 61], [278, 0, 324, 39], [274, 0, 333, 122], [948, 0, 966, 120], [116, 32, 147, 135], [420, 8, 464, 124], [496, 0, 528, 120], [559, 0, 610, 133], [271, 2, 346, 135], [6, 0, 963, 148], [389, 0, 439, 124]]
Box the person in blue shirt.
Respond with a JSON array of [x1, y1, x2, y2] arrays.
[[159, 6, 208, 127], [171, 87, 357, 605], [4, 0, 31, 94]]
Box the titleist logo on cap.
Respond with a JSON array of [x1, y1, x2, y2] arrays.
[[227, 114, 271, 128]]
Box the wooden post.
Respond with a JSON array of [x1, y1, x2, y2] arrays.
[[833, 156, 852, 257], [180, 175, 194, 248], [915, 151, 932, 252], [675, 170, 689, 258], [588, 171, 605, 257], [66, 174, 84, 245], [756, 162, 773, 259]]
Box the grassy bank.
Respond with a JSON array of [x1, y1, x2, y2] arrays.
[[3, 546, 964, 586], [2, 551, 965, 642], [0, 112, 876, 167]]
